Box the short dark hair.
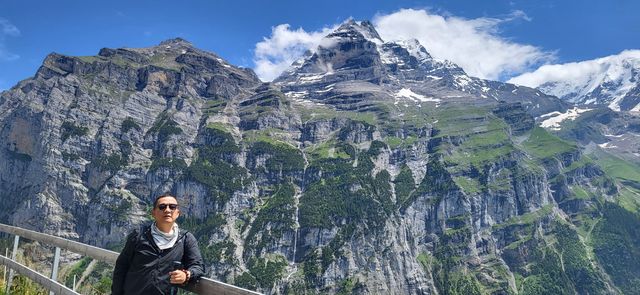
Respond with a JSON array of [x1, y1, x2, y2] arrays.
[[153, 193, 178, 208]]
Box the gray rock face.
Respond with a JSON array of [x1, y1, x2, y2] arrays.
[[0, 38, 260, 240], [0, 22, 633, 295]]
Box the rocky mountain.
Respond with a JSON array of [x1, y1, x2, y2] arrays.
[[509, 50, 640, 112], [1, 21, 640, 295]]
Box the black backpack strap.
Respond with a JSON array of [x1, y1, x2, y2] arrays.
[[133, 224, 147, 250], [180, 229, 189, 251]]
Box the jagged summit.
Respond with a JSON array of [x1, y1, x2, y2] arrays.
[[329, 19, 383, 43], [281, 19, 385, 76], [158, 37, 193, 47], [274, 18, 472, 87]]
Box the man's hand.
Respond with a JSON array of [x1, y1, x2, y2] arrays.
[[169, 270, 188, 285]]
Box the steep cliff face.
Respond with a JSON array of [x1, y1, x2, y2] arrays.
[[1, 22, 639, 295]]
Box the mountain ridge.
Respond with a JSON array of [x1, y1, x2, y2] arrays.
[[275, 20, 567, 117]]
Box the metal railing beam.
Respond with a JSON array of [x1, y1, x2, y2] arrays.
[[0, 224, 118, 264], [0, 254, 79, 295]]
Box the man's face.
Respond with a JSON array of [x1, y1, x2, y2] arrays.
[[152, 196, 180, 225]]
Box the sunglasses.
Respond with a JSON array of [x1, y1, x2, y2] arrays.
[[157, 204, 179, 211]]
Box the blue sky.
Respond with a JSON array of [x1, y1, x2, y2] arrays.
[[0, 0, 638, 90]]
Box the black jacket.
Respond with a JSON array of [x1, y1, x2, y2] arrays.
[[111, 224, 205, 295]]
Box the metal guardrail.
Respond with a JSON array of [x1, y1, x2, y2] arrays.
[[0, 224, 119, 264], [0, 254, 78, 295], [0, 223, 262, 295]]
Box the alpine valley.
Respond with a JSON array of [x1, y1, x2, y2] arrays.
[[1, 20, 639, 294]]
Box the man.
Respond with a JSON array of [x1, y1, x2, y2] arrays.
[[112, 193, 205, 295]]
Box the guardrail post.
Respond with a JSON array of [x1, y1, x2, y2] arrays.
[[3, 248, 6, 287], [5, 235, 19, 294], [49, 247, 61, 295]]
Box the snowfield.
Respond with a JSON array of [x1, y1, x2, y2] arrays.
[[539, 107, 592, 130]]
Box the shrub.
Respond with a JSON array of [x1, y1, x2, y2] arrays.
[[148, 112, 182, 143], [61, 121, 89, 141], [94, 153, 127, 172], [120, 117, 141, 133]]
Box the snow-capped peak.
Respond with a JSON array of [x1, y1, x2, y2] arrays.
[[509, 50, 640, 111]]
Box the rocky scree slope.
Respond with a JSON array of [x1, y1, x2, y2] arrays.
[[0, 22, 639, 295]]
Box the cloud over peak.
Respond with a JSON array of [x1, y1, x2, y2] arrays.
[[373, 8, 554, 80], [253, 24, 337, 82]]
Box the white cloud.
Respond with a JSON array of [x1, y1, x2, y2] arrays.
[[373, 9, 554, 80], [0, 17, 20, 62], [0, 48, 19, 61], [503, 10, 532, 22], [0, 18, 20, 36], [0, 49, 19, 61], [253, 24, 338, 81]]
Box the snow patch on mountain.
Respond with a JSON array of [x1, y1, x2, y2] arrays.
[[379, 47, 405, 66], [539, 107, 592, 130], [285, 90, 309, 99], [396, 39, 431, 62], [454, 75, 473, 89], [395, 88, 441, 103], [598, 142, 616, 149], [299, 73, 330, 83]]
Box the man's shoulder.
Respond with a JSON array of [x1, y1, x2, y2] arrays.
[[130, 223, 152, 233], [179, 228, 194, 239], [127, 224, 152, 241], [180, 230, 198, 244]]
